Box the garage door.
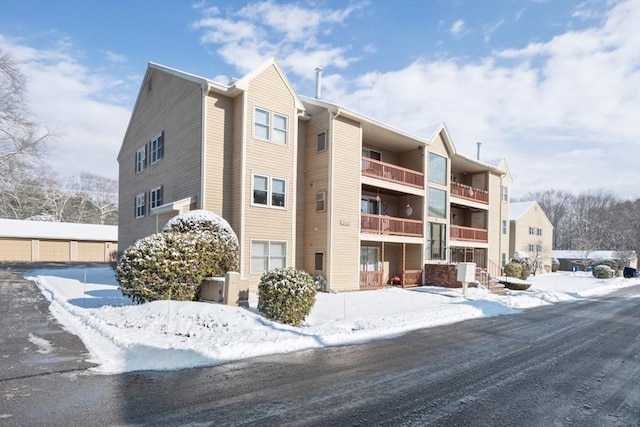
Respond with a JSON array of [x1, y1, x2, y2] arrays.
[[39, 240, 70, 262], [77, 242, 105, 262], [0, 238, 32, 262]]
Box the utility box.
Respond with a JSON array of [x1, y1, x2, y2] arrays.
[[457, 262, 476, 283], [200, 277, 225, 303]]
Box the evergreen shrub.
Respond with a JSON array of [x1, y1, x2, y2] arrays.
[[116, 232, 206, 304], [504, 261, 523, 279], [592, 264, 615, 279], [117, 210, 240, 303], [258, 267, 317, 326]]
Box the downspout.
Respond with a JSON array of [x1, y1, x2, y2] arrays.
[[239, 91, 248, 279], [200, 83, 208, 209]]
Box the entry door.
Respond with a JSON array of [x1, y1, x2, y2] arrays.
[[360, 246, 379, 271]]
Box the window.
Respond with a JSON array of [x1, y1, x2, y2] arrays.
[[315, 252, 324, 270], [528, 243, 535, 252], [251, 241, 286, 273], [150, 132, 164, 164], [317, 132, 326, 152], [252, 175, 287, 208], [428, 153, 447, 185], [536, 244, 542, 252], [254, 108, 270, 140], [428, 187, 447, 218], [361, 197, 380, 215], [501, 253, 507, 267], [362, 148, 381, 161], [273, 114, 287, 145], [529, 226, 535, 235], [316, 191, 326, 212], [502, 185, 509, 202], [502, 220, 508, 235], [149, 186, 163, 211], [536, 227, 543, 236], [135, 193, 146, 218], [428, 223, 446, 260], [254, 107, 288, 145], [135, 146, 147, 174]]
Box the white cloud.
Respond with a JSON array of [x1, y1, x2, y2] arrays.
[[0, 35, 131, 181], [450, 19, 466, 36], [192, 0, 362, 77], [321, 1, 639, 198]]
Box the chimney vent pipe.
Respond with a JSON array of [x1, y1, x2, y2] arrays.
[[315, 67, 323, 99], [476, 142, 482, 160]]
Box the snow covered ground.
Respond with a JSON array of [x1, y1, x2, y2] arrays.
[[25, 267, 639, 374]]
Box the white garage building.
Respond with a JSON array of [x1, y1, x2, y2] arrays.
[[0, 218, 117, 263]]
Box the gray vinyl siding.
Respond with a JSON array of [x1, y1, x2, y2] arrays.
[[118, 67, 203, 251]]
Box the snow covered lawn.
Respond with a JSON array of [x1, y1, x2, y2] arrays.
[[26, 267, 639, 374]]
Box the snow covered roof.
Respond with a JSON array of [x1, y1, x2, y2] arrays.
[[552, 250, 637, 260], [509, 201, 537, 221], [0, 218, 117, 242]]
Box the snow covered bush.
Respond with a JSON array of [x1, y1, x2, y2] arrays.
[[312, 274, 326, 292], [504, 261, 523, 279], [258, 267, 316, 326], [551, 258, 560, 272], [163, 210, 239, 276], [116, 232, 206, 304], [592, 264, 615, 279], [117, 210, 240, 304]]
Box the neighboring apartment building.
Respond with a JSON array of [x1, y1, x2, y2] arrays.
[[509, 201, 554, 273], [118, 58, 511, 292]]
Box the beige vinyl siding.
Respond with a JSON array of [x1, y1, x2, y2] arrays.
[[509, 204, 553, 271], [329, 115, 362, 291], [230, 95, 245, 237], [487, 171, 507, 268], [118, 68, 203, 251], [76, 242, 107, 262], [203, 93, 234, 219], [300, 105, 330, 276], [39, 240, 70, 262], [242, 64, 299, 288], [0, 238, 32, 261]]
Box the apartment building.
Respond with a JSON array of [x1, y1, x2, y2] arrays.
[[118, 58, 511, 292], [509, 201, 554, 273]]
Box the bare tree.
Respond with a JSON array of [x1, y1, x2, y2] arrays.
[[0, 51, 53, 180], [519, 189, 574, 249]]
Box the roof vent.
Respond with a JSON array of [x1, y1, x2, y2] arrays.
[[315, 67, 323, 99]]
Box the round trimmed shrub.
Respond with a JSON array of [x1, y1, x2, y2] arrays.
[[551, 258, 560, 273], [116, 232, 206, 304], [504, 261, 523, 279], [163, 210, 239, 276], [593, 264, 615, 279], [258, 268, 317, 326]]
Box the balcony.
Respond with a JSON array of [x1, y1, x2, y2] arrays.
[[450, 225, 488, 243], [362, 158, 423, 189], [450, 182, 488, 204], [361, 214, 423, 237]]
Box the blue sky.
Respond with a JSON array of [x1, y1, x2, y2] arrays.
[[1, 0, 639, 199]]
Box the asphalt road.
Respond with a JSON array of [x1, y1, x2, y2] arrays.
[[1, 270, 638, 427]]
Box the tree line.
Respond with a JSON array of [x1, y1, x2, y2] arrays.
[[1, 50, 117, 225], [517, 189, 640, 258]]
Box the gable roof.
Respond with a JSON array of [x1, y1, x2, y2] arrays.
[[509, 201, 538, 221]]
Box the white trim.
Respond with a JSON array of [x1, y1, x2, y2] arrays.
[[135, 193, 146, 218], [149, 131, 164, 165], [150, 196, 195, 215], [240, 91, 248, 278]]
